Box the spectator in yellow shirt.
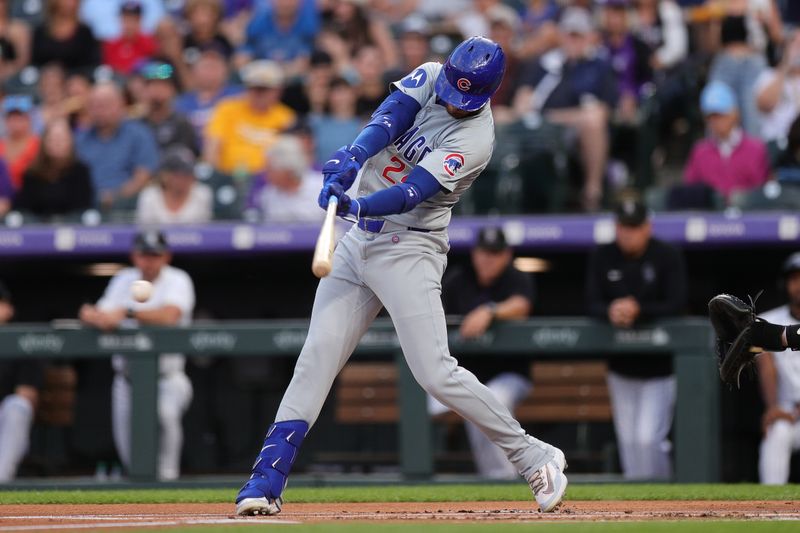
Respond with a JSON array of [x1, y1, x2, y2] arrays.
[[204, 60, 296, 176]]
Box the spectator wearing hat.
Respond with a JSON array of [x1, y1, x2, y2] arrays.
[[204, 60, 296, 176], [256, 134, 323, 223], [756, 251, 800, 485], [183, 0, 234, 61], [237, 0, 319, 78], [586, 196, 686, 480], [13, 118, 93, 219], [140, 61, 199, 154], [136, 146, 212, 225], [75, 82, 160, 210], [684, 81, 770, 200], [0, 95, 39, 189], [102, 1, 158, 75], [79, 230, 195, 481], [513, 7, 619, 211], [0, 280, 44, 482], [429, 226, 535, 479], [80, 0, 166, 41], [32, 0, 100, 71], [175, 44, 242, 145], [309, 77, 363, 166]]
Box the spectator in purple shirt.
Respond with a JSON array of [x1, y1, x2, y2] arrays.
[[599, 0, 652, 124], [684, 81, 771, 200]]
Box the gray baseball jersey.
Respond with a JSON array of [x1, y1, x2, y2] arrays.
[[357, 62, 494, 229], [272, 62, 558, 482]]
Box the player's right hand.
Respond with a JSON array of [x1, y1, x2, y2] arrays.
[[318, 182, 353, 216], [322, 146, 363, 189]]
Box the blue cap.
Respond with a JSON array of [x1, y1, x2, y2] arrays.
[[700, 81, 737, 115], [2, 94, 33, 114]]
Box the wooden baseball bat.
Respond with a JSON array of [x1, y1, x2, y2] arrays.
[[312, 196, 338, 278]]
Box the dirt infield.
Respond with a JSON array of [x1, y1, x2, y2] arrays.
[[1, 501, 799, 529]]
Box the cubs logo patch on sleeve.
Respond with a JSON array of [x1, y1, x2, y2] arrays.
[[401, 68, 427, 88], [443, 153, 465, 176]]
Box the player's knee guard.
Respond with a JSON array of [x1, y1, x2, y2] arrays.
[[236, 420, 309, 503]]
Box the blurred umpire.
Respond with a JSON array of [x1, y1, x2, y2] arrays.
[[586, 197, 686, 480], [79, 230, 194, 480], [756, 253, 800, 485]]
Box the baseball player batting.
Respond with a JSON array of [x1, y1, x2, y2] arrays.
[[235, 36, 568, 516]]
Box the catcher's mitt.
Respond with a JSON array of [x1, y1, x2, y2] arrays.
[[708, 293, 763, 387]]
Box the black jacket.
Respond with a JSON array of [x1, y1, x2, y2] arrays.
[[586, 237, 686, 377]]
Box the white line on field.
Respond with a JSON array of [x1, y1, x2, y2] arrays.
[[0, 518, 299, 531]]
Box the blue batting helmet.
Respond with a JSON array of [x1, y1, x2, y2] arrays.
[[435, 36, 506, 112]]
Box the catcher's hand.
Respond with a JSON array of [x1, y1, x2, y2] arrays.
[[708, 293, 763, 387]]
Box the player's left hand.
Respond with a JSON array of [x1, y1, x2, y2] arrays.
[[460, 305, 494, 339], [322, 146, 362, 189]]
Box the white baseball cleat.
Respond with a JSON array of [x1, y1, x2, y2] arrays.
[[527, 449, 568, 513], [235, 497, 282, 516]]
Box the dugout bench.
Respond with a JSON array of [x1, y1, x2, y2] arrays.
[[0, 318, 717, 482]]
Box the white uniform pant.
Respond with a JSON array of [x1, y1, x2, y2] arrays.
[[112, 372, 193, 480], [276, 227, 557, 478], [0, 394, 34, 482], [759, 418, 800, 485], [607, 371, 676, 480]]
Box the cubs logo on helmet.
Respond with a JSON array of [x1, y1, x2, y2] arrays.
[[457, 78, 471, 91], [443, 153, 465, 176]]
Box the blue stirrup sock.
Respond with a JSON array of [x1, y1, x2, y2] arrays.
[[236, 420, 309, 503]]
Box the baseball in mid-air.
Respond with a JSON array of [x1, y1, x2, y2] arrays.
[[131, 280, 153, 303]]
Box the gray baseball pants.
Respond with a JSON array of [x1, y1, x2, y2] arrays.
[[276, 224, 556, 478]]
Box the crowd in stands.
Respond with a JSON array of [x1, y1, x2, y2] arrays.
[[1, 0, 800, 223]]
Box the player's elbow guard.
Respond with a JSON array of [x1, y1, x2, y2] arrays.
[[366, 91, 421, 144]]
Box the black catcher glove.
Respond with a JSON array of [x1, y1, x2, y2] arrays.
[[708, 294, 759, 387], [708, 292, 785, 387]]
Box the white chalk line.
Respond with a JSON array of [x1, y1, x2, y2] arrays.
[[0, 518, 298, 531]]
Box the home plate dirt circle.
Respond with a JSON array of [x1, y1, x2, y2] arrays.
[[1, 501, 799, 530]]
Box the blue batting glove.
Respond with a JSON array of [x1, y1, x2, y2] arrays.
[[318, 182, 360, 217], [322, 145, 366, 189]]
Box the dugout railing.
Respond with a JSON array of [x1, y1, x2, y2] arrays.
[[0, 318, 717, 482]]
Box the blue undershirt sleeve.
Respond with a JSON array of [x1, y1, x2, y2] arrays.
[[354, 166, 443, 217], [348, 90, 421, 163]]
